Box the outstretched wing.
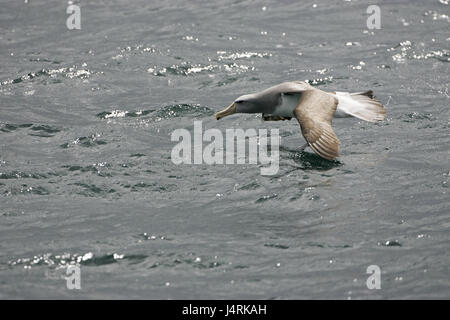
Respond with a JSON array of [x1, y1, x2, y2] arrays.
[[294, 89, 340, 160], [263, 80, 313, 95]]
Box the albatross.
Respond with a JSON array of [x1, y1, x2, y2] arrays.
[[215, 81, 386, 160]]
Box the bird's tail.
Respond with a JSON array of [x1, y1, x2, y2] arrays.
[[334, 90, 386, 122]]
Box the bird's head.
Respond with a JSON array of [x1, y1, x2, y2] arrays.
[[215, 94, 257, 120]]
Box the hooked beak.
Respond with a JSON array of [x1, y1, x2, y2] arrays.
[[215, 102, 236, 120]]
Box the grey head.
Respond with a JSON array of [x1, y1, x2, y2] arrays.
[[215, 92, 279, 120]]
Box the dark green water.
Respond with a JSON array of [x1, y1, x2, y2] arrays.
[[0, 0, 449, 299]]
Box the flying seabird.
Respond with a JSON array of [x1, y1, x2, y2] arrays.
[[215, 81, 386, 161]]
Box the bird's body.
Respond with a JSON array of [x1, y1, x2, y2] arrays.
[[215, 81, 386, 160]]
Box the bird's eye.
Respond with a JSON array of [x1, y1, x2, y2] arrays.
[[235, 100, 243, 104]]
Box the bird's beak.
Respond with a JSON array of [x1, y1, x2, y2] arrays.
[[215, 102, 236, 120]]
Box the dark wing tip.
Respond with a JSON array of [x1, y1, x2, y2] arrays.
[[308, 125, 340, 160]]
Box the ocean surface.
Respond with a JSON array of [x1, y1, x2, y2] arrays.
[[0, 0, 449, 299]]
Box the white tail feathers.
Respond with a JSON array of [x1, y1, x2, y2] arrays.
[[335, 91, 386, 122]]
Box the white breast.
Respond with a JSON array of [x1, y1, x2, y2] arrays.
[[270, 93, 301, 117]]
